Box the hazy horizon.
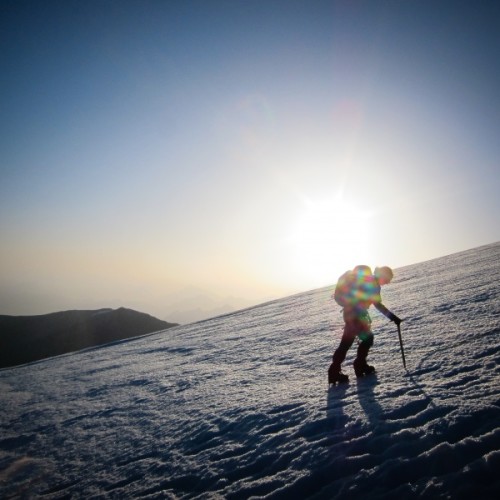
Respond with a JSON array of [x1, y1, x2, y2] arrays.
[[1, 1, 499, 322], [1, 242, 498, 324]]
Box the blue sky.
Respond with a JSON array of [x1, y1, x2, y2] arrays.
[[1, 0, 499, 321]]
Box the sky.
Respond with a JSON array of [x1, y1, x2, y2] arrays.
[[1, 0, 499, 322]]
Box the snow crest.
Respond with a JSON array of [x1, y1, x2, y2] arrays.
[[1, 243, 499, 498]]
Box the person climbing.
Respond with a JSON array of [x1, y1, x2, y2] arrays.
[[328, 265, 401, 385]]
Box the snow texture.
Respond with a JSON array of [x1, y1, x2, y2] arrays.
[[1, 242, 499, 499]]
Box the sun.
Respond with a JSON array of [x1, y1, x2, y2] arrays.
[[291, 197, 375, 287]]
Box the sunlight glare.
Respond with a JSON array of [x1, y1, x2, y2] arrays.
[[292, 197, 375, 287]]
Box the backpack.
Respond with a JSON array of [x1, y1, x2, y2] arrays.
[[334, 265, 373, 307]]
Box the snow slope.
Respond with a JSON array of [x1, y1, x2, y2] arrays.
[[1, 242, 499, 499]]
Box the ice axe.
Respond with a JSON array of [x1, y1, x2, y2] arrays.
[[396, 321, 407, 370]]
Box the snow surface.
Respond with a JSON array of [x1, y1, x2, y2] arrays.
[[1, 242, 499, 499]]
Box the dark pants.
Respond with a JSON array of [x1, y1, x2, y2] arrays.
[[329, 318, 374, 377]]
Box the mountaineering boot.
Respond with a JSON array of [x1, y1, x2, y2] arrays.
[[353, 358, 375, 378], [328, 370, 349, 385], [328, 360, 349, 385]]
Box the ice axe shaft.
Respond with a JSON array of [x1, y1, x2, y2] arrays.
[[397, 322, 407, 370]]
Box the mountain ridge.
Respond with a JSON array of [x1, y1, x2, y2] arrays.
[[0, 307, 178, 369]]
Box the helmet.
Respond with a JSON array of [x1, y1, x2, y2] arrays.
[[374, 266, 393, 283]]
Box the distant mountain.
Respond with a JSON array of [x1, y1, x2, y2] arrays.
[[0, 308, 178, 369], [163, 287, 259, 324]]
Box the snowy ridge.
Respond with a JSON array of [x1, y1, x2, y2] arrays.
[[1, 242, 499, 498]]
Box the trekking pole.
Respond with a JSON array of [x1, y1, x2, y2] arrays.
[[397, 322, 407, 371]]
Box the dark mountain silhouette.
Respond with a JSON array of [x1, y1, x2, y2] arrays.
[[0, 308, 177, 369]]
